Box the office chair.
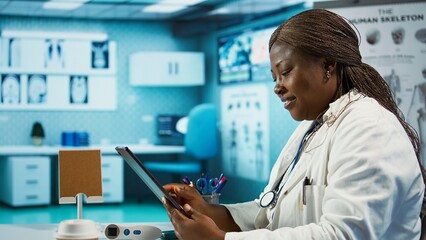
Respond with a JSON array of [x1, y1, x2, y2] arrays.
[[144, 103, 218, 177]]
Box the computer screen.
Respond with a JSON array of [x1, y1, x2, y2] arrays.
[[217, 25, 276, 84], [157, 115, 184, 145]]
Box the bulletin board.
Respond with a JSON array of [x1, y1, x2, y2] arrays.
[[0, 32, 117, 111]]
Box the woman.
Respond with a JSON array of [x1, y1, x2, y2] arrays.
[[163, 9, 426, 239]]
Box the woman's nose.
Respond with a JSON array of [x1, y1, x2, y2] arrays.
[[274, 80, 285, 95]]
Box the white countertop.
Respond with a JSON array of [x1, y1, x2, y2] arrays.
[[0, 144, 185, 156]]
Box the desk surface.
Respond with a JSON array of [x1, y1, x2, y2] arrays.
[[0, 222, 174, 240], [0, 145, 185, 156]]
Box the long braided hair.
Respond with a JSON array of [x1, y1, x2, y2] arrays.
[[269, 7, 426, 219]]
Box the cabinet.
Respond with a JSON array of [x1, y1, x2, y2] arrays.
[[129, 51, 204, 86], [0, 156, 51, 207], [101, 156, 124, 203]]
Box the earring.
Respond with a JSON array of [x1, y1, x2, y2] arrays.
[[326, 70, 331, 79]]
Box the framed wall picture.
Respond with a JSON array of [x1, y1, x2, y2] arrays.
[[69, 75, 88, 104], [1, 74, 21, 104], [27, 74, 47, 104]]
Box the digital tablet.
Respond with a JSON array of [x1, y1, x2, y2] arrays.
[[115, 146, 188, 217]]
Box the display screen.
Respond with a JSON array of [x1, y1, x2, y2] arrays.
[[218, 26, 276, 84], [157, 115, 184, 137]]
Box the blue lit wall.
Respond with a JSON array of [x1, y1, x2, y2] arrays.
[[0, 3, 307, 203], [0, 17, 202, 146]]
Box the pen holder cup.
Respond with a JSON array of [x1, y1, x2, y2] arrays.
[[202, 193, 221, 204]]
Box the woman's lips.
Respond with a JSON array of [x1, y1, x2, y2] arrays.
[[283, 97, 296, 109]]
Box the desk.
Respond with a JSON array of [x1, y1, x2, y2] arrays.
[[0, 145, 185, 206], [0, 222, 174, 240]]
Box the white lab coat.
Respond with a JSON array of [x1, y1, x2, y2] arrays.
[[224, 90, 424, 240]]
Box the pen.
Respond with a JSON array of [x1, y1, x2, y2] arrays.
[[302, 176, 312, 205], [219, 173, 224, 181], [182, 178, 189, 185], [184, 176, 191, 184], [213, 177, 227, 194]]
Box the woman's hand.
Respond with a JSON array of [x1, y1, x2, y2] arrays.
[[163, 183, 209, 214], [164, 199, 226, 240], [163, 183, 241, 233]]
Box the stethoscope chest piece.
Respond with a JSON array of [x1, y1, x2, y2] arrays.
[[260, 191, 277, 209]]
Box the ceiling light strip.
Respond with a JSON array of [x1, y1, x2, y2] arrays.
[[1, 30, 108, 41], [142, 0, 206, 13], [43, 0, 90, 11]]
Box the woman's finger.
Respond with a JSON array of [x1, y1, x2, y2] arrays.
[[163, 197, 189, 221], [163, 183, 188, 193], [174, 230, 183, 240], [176, 185, 200, 198]]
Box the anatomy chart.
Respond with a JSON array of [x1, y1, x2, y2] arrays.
[[221, 84, 269, 181], [330, 2, 426, 163]]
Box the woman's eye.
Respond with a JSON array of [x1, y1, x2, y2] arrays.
[[271, 72, 276, 82]]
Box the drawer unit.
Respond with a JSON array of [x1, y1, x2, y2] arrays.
[[101, 156, 124, 203], [0, 156, 51, 207]]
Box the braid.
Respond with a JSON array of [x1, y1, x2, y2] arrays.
[[344, 62, 425, 184]]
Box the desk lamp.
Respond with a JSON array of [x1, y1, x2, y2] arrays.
[[55, 149, 103, 240]]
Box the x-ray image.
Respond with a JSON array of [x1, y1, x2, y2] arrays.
[[28, 74, 47, 104], [1, 74, 20, 104], [70, 75, 88, 104], [91, 41, 109, 69], [8, 38, 20, 67], [44, 39, 65, 69]]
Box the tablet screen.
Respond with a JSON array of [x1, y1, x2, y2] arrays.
[[115, 146, 188, 217]]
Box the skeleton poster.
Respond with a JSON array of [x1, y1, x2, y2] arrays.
[[221, 84, 269, 181], [330, 2, 426, 163]]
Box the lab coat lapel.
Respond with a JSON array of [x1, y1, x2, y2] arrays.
[[269, 161, 307, 230], [254, 146, 297, 229], [254, 121, 319, 229], [268, 134, 302, 191], [279, 158, 307, 197], [304, 124, 327, 152], [254, 151, 294, 229], [279, 125, 328, 198]]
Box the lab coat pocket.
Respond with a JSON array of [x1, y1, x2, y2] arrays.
[[302, 185, 326, 224]]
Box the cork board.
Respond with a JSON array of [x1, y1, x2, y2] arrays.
[[58, 149, 103, 204]]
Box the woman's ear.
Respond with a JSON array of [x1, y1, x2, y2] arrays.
[[322, 59, 336, 82], [324, 59, 337, 73]]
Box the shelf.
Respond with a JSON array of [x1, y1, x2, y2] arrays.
[[0, 144, 185, 156]]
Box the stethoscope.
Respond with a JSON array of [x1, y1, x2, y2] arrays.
[[260, 120, 321, 209]]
